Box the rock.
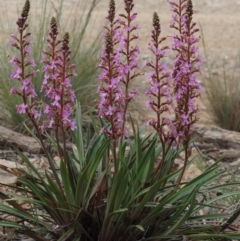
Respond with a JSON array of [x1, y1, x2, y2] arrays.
[[0, 159, 26, 184], [193, 126, 240, 150], [182, 164, 202, 181], [229, 159, 240, 168], [0, 231, 5, 238], [0, 126, 41, 154], [178, 147, 200, 160], [0, 170, 17, 184], [207, 159, 215, 166]]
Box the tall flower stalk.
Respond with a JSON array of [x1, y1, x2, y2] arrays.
[[9, 0, 63, 191], [145, 12, 173, 179], [116, 0, 140, 135], [98, 0, 124, 173], [146, 1, 201, 184], [98, 0, 141, 173], [169, 0, 201, 187], [9, 0, 38, 119], [9, 0, 76, 191], [41, 17, 76, 162]]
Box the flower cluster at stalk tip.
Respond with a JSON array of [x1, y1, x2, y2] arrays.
[[169, 0, 201, 145], [98, 0, 140, 139], [98, 0, 125, 139], [9, 0, 39, 119], [145, 11, 172, 143], [41, 17, 76, 132], [116, 0, 140, 103], [9, 1, 76, 133]]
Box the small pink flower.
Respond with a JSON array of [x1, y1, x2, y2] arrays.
[[48, 119, 55, 128], [24, 46, 31, 53], [17, 103, 28, 114], [9, 56, 19, 67], [106, 105, 114, 116], [32, 108, 40, 119], [181, 114, 189, 126], [65, 119, 76, 131], [29, 57, 36, 67], [20, 78, 31, 91], [10, 68, 22, 80]]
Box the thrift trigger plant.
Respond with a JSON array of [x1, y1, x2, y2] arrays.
[[4, 0, 240, 240], [98, 0, 202, 183]]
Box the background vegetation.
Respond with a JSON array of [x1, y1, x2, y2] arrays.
[[201, 27, 240, 132]]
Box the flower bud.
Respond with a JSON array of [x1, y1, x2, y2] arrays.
[[50, 17, 58, 36], [21, 0, 30, 19], [105, 32, 113, 54], [153, 12, 161, 35], [108, 0, 115, 23], [187, 0, 193, 18]]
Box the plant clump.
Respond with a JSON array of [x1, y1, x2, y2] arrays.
[[0, 0, 240, 241]]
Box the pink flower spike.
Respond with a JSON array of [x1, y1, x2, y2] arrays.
[[41, 26, 76, 133], [9, 2, 39, 122], [146, 11, 172, 143]]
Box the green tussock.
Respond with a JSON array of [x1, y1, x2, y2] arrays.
[[201, 24, 240, 132]]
